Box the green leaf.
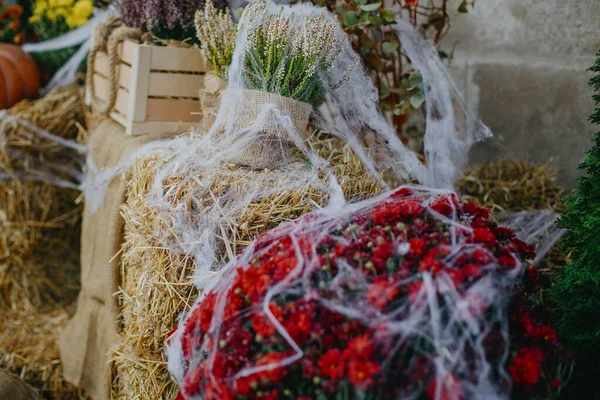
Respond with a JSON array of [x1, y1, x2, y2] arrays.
[[407, 71, 423, 88], [382, 41, 399, 54], [458, 0, 469, 12], [343, 11, 358, 26], [353, 0, 368, 5], [382, 9, 396, 23], [360, 2, 381, 12], [369, 15, 383, 28], [410, 92, 426, 109]]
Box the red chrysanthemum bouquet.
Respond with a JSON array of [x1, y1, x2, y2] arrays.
[[169, 187, 569, 400]]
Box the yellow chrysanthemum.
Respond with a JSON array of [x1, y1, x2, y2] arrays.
[[73, 0, 92, 17]]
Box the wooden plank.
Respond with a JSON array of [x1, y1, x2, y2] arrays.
[[146, 44, 212, 72], [91, 74, 130, 116], [148, 73, 204, 98], [128, 121, 195, 136], [94, 51, 111, 77], [128, 43, 152, 124], [93, 55, 132, 89], [121, 40, 136, 65], [109, 111, 128, 128], [145, 98, 201, 122]]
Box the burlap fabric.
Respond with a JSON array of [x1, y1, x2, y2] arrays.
[[59, 119, 175, 400], [198, 72, 226, 133], [0, 370, 38, 400], [218, 89, 312, 170]]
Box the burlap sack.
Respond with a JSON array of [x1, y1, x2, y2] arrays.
[[218, 89, 312, 170], [0, 370, 38, 400], [59, 119, 176, 400]]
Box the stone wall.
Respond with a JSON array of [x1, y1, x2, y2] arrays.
[[442, 0, 600, 188]]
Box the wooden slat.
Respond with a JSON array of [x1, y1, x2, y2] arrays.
[[93, 54, 132, 90], [128, 44, 152, 123], [146, 44, 212, 72], [121, 40, 136, 65], [128, 121, 195, 136], [145, 98, 201, 123], [148, 73, 204, 98], [91, 74, 130, 117], [109, 111, 128, 128]]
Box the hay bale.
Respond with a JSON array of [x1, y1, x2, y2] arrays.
[[457, 160, 564, 214], [458, 160, 566, 276], [0, 307, 88, 399], [111, 132, 383, 399], [0, 86, 85, 310], [0, 86, 86, 398]]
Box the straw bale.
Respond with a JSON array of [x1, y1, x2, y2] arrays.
[[0, 306, 88, 399], [0, 86, 85, 310], [457, 160, 564, 214], [458, 159, 566, 277], [111, 131, 383, 399]]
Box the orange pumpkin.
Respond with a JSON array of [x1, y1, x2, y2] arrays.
[[0, 43, 40, 110]]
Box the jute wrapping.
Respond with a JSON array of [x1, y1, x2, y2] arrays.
[[59, 119, 175, 400], [218, 89, 312, 170], [198, 72, 226, 133], [0, 370, 38, 400]]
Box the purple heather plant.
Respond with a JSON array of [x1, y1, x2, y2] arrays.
[[116, 0, 229, 42]]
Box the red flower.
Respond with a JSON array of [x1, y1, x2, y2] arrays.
[[431, 198, 454, 217], [551, 378, 561, 390], [462, 202, 490, 220], [251, 313, 277, 337], [493, 226, 515, 240], [344, 334, 374, 359], [520, 314, 535, 337], [409, 237, 427, 257], [373, 242, 394, 264], [534, 325, 557, 344], [318, 349, 345, 379], [182, 366, 205, 396], [255, 352, 289, 382], [390, 187, 413, 198], [497, 255, 517, 268], [426, 373, 464, 400], [470, 249, 491, 265], [367, 277, 399, 310], [511, 238, 536, 260], [472, 228, 496, 244], [348, 359, 379, 387], [508, 348, 544, 386]]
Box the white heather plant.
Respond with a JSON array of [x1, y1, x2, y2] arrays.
[[240, 0, 353, 106], [195, 0, 237, 79]]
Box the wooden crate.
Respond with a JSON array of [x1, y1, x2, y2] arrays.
[[85, 39, 212, 136]]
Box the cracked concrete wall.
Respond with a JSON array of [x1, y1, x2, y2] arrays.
[[442, 0, 600, 188]]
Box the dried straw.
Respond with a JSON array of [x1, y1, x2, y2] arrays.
[[0, 86, 87, 399], [111, 131, 383, 399], [0, 86, 85, 310], [457, 160, 564, 214], [458, 159, 566, 277], [0, 307, 88, 399]]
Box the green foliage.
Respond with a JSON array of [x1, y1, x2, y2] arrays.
[[195, 0, 236, 79], [308, 0, 474, 149], [548, 51, 600, 397], [241, 1, 348, 106]]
